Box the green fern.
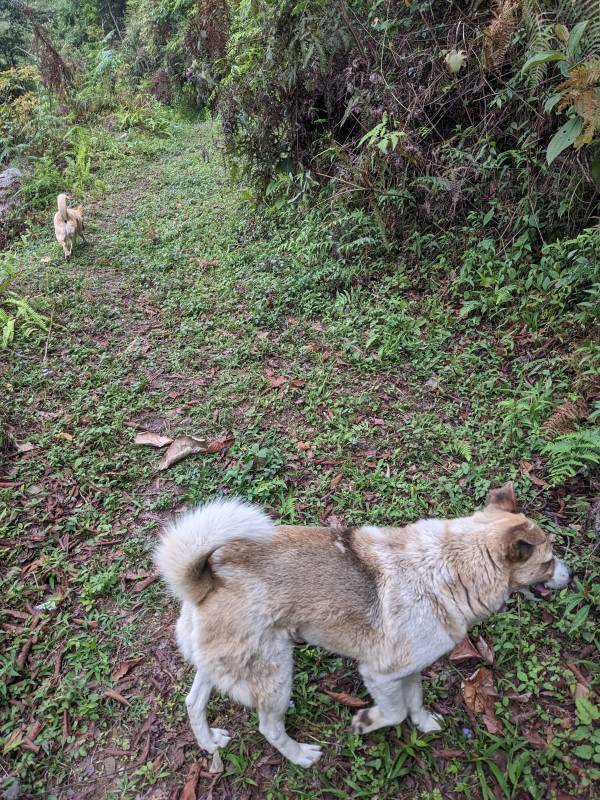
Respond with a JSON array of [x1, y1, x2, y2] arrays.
[[522, 0, 600, 86], [558, 0, 600, 59], [522, 0, 555, 86], [0, 293, 49, 349], [450, 440, 472, 462], [542, 427, 600, 485]]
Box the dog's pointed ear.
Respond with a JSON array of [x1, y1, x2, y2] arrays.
[[486, 481, 518, 513], [505, 523, 546, 562]]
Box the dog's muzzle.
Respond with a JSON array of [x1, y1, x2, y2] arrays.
[[545, 557, 572, 590]]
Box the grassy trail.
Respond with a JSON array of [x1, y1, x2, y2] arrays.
[[1, 121, 598, 800]]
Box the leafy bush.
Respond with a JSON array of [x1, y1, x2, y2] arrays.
[[0, 66, 42, 160], [454, 223, 600, 331], [217, 0, 598, 242], [121, 0, 210, 109]]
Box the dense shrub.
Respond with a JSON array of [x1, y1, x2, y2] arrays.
[[218, 1, 600, 243]]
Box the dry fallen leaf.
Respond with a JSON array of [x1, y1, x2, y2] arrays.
[[476, 635, 494, 665], [461, 667, 503, 734], [132, 574, 158, 592], [15, 442, 35, 454], [124, 570, 151, 581], [482, 708, 503, 735], [433, 748, 464, 758], [204, 434, 234, 453], [264, 372, 287, 391], [321, 689, 369, 708], [157, 436, 207, 471], [574, 682, 590, 699], [461, 667, 496, 714], [507, 690, 532, 703], [134, 431, 173, 448], [104, 689, 131, 707], [523, 728, 546, 748], [209, 750, 224, 774], [112, 657, 144, 683], [181, 762, 201, 800], [565, 660, 589, 687], [449, 636, 480, 662], [330, 473, 343, 490]]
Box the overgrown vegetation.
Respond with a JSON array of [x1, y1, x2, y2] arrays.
[[0, 1, 598, 799]]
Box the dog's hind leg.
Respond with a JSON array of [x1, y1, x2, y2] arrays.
[[351, 665, 408, 734], [256, 644, 322, 767], [402, 672, 442, 733], [187, 671, 231, 753]]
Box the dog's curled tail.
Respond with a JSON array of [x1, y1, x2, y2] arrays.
[[154, 498, 275, 604], [57, 193, 68, 222]]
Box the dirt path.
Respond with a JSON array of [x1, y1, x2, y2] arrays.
[[1, 121, 597, 800]]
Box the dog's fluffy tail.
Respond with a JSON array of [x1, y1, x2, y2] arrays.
[[57, 193, 68, 222], [154, 498, 275, 604]]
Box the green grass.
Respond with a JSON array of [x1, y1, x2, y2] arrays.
[[0, 120, 598, 799]]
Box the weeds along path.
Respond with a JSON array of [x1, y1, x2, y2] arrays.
[[1, 122, 597, 800]]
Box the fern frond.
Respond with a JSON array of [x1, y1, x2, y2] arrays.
[[558, 0, 600, 59], [483, 0, 519, 70], [542, 427, 600, 485], [543, 400, 588, 435], [556, 57, 600, 145], [450, 440, 472, 462], [522, 0, 555, 86]]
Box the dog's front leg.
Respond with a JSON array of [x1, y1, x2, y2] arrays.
[[186, 671, 231, 753], [402, 672, 442, 733], [351, 666, 408, 734]]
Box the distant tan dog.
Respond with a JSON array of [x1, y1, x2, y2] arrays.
[[156, 483, 571, 767], [53, 193, 85, 259]]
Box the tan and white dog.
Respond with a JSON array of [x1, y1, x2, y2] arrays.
[[53, 193, 85, 259], [155, 483, 571, 767]]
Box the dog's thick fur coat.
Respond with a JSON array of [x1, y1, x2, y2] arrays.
[[156, 485, 571, 766], [53, 193, 85, 259]]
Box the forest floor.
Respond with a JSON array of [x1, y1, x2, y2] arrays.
[[1, 121, 598, 800]]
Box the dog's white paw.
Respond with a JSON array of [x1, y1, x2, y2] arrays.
[[414, 710, 443, 733], [210, 727, 232, 747], [198, 727, 231, 753], [291, 742, 322, 768]]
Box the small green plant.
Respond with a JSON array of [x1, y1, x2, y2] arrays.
[[115, 103, 172, 135], [80, 565, 120, 610], [556, 577, 600, 641], [543, 427, 600, 485], [558, 697, 600, 768], [499, 379, 555, 444], [358, 112, 406, 155], [222, 441, 286, 501], [0, 292, 49, 349], [63, 126, 106, 194]]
